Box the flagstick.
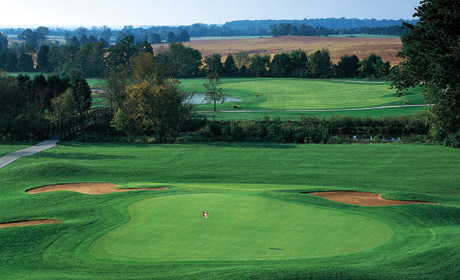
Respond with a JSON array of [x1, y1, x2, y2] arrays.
[[203, 216, 206, 245]]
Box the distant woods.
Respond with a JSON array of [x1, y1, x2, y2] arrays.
[[0, 30, 392, 80], [269, 23, 407, 37]]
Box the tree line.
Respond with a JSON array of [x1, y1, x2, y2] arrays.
[[1, 31, 391, 80], [1, 18, 417, 42], [0, 73, 91, 141], [198, 50, 390, 80], [269, 23, 408, 37]]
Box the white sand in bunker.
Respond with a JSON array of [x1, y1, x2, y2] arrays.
[[0, 220, 62, 228], [309, 191, 436, 206], [26, 183, 168, 195]]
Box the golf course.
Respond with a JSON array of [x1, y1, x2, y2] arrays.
[[1, 143, 459, 279]]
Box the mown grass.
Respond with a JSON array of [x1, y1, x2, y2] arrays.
[[0, 143, 459, 279], [180, 78, 424, 111], [0, 143, 34, 157], [196, 106, 425, 121]]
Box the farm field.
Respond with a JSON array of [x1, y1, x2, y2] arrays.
[[0, 143, 459, 279], [160, 36, 404, 65]]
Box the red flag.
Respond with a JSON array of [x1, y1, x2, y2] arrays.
[[203, 211, 208, 219]]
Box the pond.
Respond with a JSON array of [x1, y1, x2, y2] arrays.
[[189, 93, 242, 104]]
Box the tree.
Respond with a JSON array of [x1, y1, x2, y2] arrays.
[[0, 51, 7, 70], [270, 53, 292, 77], [204, 54, 224, 75], [106, 35, 138, 72], [223, 54, 237, 77], [100, 26, 112, 43], [31, 74, 49, 113], [51, 88, 74, 116], [335, 54, 360, 78], [129, 52, 170, 85], [88, 35, 98, 43], [234, 51, 250, 70], [178, 30, 190, 42], [36, 45, 51, 72], [166, 32, 177, 43], [149, 33, 162, 44], [70, 77, 92, 114], [5, 53, 18, 72], [359, 54, 390, 79], [203, 72, 224, 112], [249, 54, 270, 77], [69, 36, 80, 47], [0, 32, 8, 52], [391, 0, 460, 141], [75, 27, 88, 39], [165, 42, 202, 77], [289, 50, 308, 78], [17, 53, 35, 72], [309, 49, 333, 78], [112, 79, 193, 143], [139, 41, 153, 54]]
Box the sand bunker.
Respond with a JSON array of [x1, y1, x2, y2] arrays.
[[308, 191, 436, 206], [27, 183, 168, 195], [0, 220, 62, 228]]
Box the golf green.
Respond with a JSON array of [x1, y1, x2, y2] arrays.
[[90, 193, 392, 261]]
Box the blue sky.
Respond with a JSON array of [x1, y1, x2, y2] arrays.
[[1, 0, 421, 28]]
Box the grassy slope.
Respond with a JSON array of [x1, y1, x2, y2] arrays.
[[72, 77, 426, 119], [181, 78, 424, 110], [0, 143, 33, 157], [90, 193, 392, 261], [196, 106, 425, 121], [0, 143, 459, 279]]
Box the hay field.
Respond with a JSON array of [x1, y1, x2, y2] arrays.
[[155, 36, 403, 65]]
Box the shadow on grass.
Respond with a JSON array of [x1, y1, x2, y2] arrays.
[[186, 142, 298, 149], [36, 152, 135, 161]]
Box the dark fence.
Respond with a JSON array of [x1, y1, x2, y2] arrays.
[[47, 107, 112, 139]]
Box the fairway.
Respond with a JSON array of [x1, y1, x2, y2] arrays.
[[90, 193, 392, 261], [1, 143, 459, 279], [180, 78, 424, 112]]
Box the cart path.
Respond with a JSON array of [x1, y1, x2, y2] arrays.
[[0, 139, 59, 169], [197, 104, 431, 113]]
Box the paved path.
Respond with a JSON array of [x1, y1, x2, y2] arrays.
[[0, 139, 59, 169], [197, 104, 431, 113]]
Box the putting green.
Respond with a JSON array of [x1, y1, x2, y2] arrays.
[[90, 193, 393, 262]]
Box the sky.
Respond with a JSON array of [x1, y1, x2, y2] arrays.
[[0, 0, 421, 28]]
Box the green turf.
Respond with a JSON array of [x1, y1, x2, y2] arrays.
[[90, 193, 392, 261], [87, 78, 107, 88], [180, 78, 424, 111], [78, 77, 425, 118], [197, 106, 425, 120], [0, 143, 459, 279], [0, 143, 33, 157]]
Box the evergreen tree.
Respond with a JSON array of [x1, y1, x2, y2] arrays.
[[0, 51, 7, 70], [204, 54, 224, 75], [335, 54, 360, 78], [36, 45, 51, 73], [5, 53, 18, 72], [17, 53, 35, 72], [309, 50, 332, 78], [223, 54, 237, 77]]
